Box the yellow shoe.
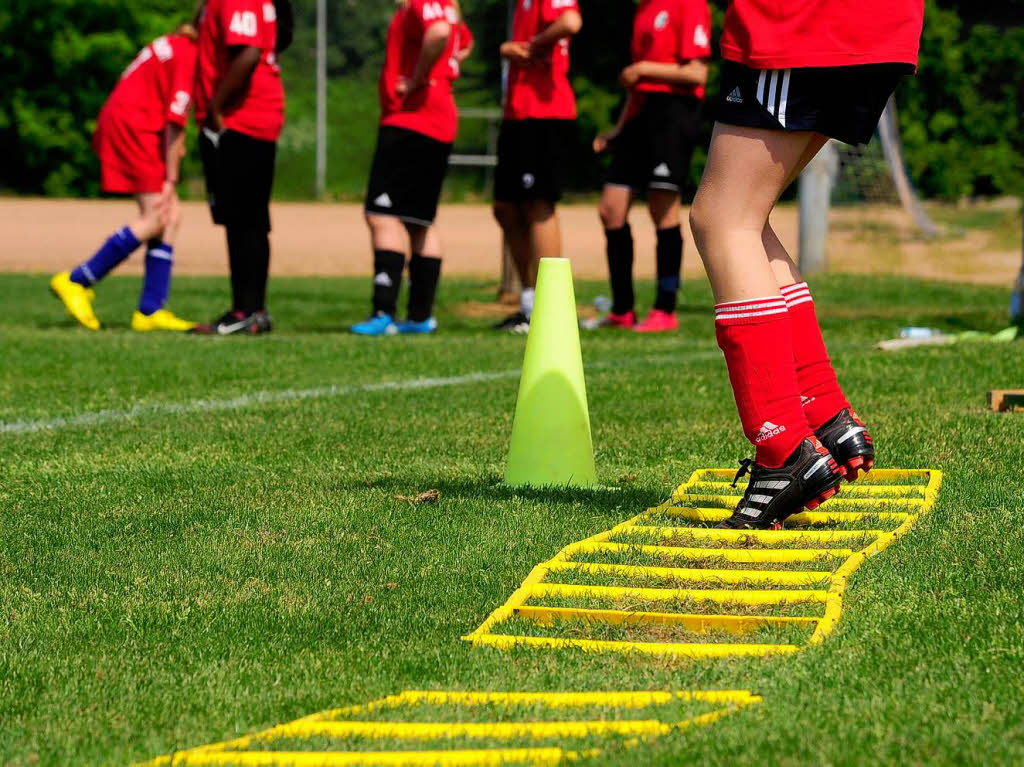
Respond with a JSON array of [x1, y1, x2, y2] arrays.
[[50, 271, 100, 330], [131, 309, 198, 332]]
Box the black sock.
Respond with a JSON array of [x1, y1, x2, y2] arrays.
[[372, 249, 405, 316], [227, 226, 271, 314], [605, 224, 634, 315], [654, 225, 683, 313], [407, 254, 442, 322]]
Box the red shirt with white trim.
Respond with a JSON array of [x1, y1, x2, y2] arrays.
[[379, 0, 472, 144], [102, 35, 197, 132], [631, 0, 711, 99], [721, 0, 924, 70], [504, 0, 580, 121], [195, 0, 285, 142]]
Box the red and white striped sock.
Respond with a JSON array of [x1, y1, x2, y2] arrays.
[[781, 282, 851, 429], [714, 296, 814, 468]]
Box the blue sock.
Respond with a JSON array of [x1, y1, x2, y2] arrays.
[[70, 226, 141, 286], [138, 241, 173, 315]]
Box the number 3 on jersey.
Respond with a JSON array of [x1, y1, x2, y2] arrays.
[[229, 10, 258, 37]]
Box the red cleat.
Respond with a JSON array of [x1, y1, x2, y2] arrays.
[[598, 310, 636, 329], [634, 309, 678, 333]]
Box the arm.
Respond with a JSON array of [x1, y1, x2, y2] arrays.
[[397, 21, 452, 96], [164, 123, 187, 184], [454, 23, 474, 63], [500, 40, 531, 65], [593, 92, 636, 154], [528, 9, 582, 59], [208, 45, 261, 130], [620, 59, 708, 90]]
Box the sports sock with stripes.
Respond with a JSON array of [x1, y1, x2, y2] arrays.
[[781, 282, 851, 429], [604, 224, 634, 315], [372, 249, 405, 317], [71, 226, 140, 286], [407, 254, 441, 322], [653, 225, 683, 313], [138, 240, 173, 316], [715, 296, 814, 468]]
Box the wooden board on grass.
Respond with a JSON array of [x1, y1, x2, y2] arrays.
[[987, 390, 1024, 413]]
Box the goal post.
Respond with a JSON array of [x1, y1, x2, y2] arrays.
[[798, 97, 939, 273]]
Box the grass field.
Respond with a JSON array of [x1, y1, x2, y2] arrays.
[[2, 272, 1024, 766]]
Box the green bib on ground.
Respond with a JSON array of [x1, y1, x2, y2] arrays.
[[505, 258, 597, 488]]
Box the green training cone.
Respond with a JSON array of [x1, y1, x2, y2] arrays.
[[505, 258, 597, 487]]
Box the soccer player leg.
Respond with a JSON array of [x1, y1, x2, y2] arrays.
[[598, 184, 636, 324], [493, 122, 535, 332], [690, 123, 842, 527], [636, 189, 682, 333], [131, 192, 192, 331], [402, 225, 442, 334]]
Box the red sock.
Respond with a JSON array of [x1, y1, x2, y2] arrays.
[[781, 282, 851, 429], [715, 297, 813, 468]]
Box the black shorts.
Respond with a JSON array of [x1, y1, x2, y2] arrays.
[[199, 128, 276, 232], [364, 126, 452, 226], [495, 118, 575, 203], [606, 93, 703, 193], [716, 61, 913, 146]]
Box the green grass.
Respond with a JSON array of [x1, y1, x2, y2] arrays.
[[2, 272, 1024, 765]]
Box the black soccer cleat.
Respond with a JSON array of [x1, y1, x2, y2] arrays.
[[190, 309, 273, 336], [716, 437, 844, 530], [494, 311, 530, 334], [815, 408, 874, 482]]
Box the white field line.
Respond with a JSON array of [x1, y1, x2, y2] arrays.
[[0, 351, 722, 437]]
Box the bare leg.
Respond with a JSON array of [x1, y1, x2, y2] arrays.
[[763, 135, 829, 287], [494, 201, 535, 287], [130, 193, 168, 243], [689, 124, 827, 303], [598, 185, 633, 230], [526, 198, 560, 266], [366, 213, 410, 254], [647, 188, 680, 229]]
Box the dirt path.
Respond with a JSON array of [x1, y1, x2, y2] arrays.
[[0, 198, 1018, 286]]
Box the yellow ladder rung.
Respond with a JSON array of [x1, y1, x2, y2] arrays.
[[394, 689, 758, 708], [671, 494, 924, 509], [573, 541, 853, 563], [691, 481, 926, 497], [514, 605, 819, 633], [545, 561, 831, 587], [259, 719, 670, 741], [622, 526, 884, 545], [469, 633, 800, 658], [531, 582, 827, 605], [164, 749, 568, 766], [654, 507, 913, 524], [690, 468, 932, 482]]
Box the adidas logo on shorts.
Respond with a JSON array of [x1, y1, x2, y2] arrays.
[[726, 87, 743, 104], [374, 193, 393, 208], [522, 173, 535, 189], [653, 163, 670, 178], [755, 421, 787, 443]]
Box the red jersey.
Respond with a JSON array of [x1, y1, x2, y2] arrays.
[[379, 0, 473, 144], [721, 0, 924, 70], [631, 0, 711, 100], [504, 0, 580, 121], [195, 0, 285, 142], [101, 35, 197, 132]]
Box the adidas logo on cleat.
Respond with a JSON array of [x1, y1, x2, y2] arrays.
[[726, 87, 743, 104], [755, 421, 786, 443], [373, 193, 393, 208]]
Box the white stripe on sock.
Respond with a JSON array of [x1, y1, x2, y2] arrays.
[[716, 296, 786, 308], [780, 282, 809, 295], [715, 307, 789, 321]]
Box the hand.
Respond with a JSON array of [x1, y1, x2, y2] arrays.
[[593, 129, 620, 154], [396, 76, 427, 99], [528, 35, 554, 61], [500, 41, 532, 66], [619, 63, 643, 89], [454, 45, 472, 64]]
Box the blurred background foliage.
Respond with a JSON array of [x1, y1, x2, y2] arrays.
[[1, 0, 1021, 200]]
